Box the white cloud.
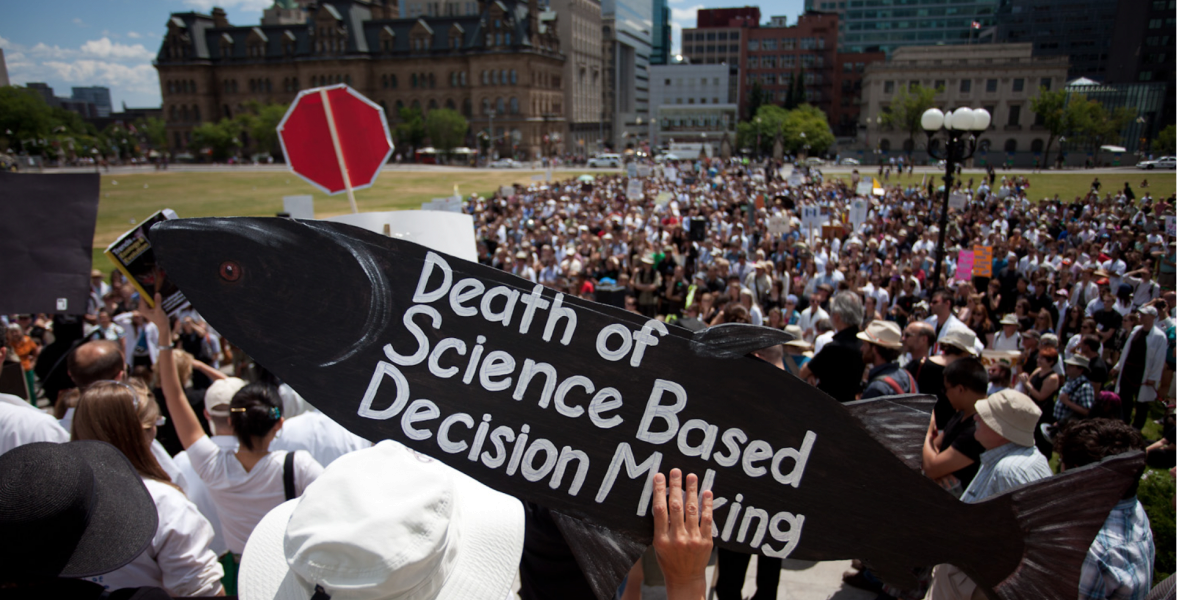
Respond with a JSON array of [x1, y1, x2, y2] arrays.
[[182, 0, 271, 11], [28, 42, 76, 60], [73, 18, 89, 27], [80, 37, 153, 60], [670, 4, 703, 55], [40, 60, 158, 94], [127, 31, 142, 39]]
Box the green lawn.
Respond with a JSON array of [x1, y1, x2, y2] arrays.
[[90, 168, 584, 275], [826, 170, 1177, 203]]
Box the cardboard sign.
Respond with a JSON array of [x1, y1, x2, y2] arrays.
[[626, 163, 638, 178], [972, 245, 993, 277], [0, 172, 100, 314], [956, 250, 975, 282], [848, 199, 868, 229], [768, 215, 791, 236], [531, 174, 546, 181], [1166, 215, 1176, 238], [500, 185, 515, 198], [855, 180, 873, 196], [422, 198, 463, 213], [787, 175, 804, 188], [664, 167, 677, 180], [105, 209, 190, 316], [322, 210, 477, 262], [150, 217, 1144, 600], [800, 205, 822, 230], [283, 195, 315, 220], [151, 217, 1143, 600], [637, 165, 652, 178], [655, 192, 674, 207], [949, 192, 968, 211], [627, 179, 643, 201]]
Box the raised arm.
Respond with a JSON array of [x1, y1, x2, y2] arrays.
[[144, 294, 206, 450], [192, 359, 228, 382]]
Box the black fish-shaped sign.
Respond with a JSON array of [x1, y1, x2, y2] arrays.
[[150, 218, 1143, 600]]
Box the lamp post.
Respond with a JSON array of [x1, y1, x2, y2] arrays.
[[1136, 116, 1147, 157], [921, 106, 991, 294], [755, 116, 763, 160]]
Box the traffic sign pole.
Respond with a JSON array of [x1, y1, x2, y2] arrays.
[[320, 88, 358, 214]]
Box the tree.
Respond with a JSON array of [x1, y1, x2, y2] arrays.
[[134, 117, 168, 151], [736, 105, 789, 155], [747, 81, 765, 121], [792, 72, 806, 108], [781, 104, 835, 156], [190, 118, 244, 162], [395, 106, 426, 151], [879, 83, 941, 156], [1153, 125, 1176, 156], [1081, 104, 1135, 155], [1030, 87, 1089, 168], [234, 100, 288, 158], [424, 108, 468, 153], [782, 78, 796, 110]]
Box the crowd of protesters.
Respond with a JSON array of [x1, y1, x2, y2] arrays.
[[1, 157, 1176, 600]]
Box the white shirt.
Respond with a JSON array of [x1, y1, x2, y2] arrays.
[[114, 314, 160, 366], [0, 398, 69, 455], [1114, 325, 1169, 404], [992, 329, 1022, 351], [87, 478, 223, 596], [173, 437, 234, 556], [813, 330, 835, 354], [270, 409, 372, 467], [798, 306, 829, 343], [186, 435, 324, 554]]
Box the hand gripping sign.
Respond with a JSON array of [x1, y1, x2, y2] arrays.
[[151, 217, 1143, 600], [277, 84, 394, 213]]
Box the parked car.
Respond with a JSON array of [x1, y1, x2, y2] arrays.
[[489, 158, 523, 168], [587, 153, 622, 168], [803, 157, 825, 167], [839, 158, 860, 166], [654, 153, 681, 163], [1137, 156, 1176, 170]]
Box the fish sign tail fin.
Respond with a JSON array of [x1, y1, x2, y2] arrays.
[[550, 510, 648, 600], [965, 451, 1146, 600], [689, 323, 798, 359], [844, 394, 936, 473]]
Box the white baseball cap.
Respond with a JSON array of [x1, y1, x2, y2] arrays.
[[239, 440, 524, 600], [204, 377, 248, 418]]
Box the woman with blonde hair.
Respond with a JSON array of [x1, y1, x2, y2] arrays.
[[72, 379, 225, 596]]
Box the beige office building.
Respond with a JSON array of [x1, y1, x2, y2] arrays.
[[553, 0, 604, 155], [859, 43, 1069, 167]]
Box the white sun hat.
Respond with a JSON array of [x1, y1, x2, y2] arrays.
[[239, 440, 524, 600]]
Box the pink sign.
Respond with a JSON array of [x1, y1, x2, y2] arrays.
[[956, 250, 975, 281]]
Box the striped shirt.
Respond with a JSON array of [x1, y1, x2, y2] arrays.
[[959, 442, 1052, 504], [1079, 497, 1155, 600], [1055, 375, 1095, 422]]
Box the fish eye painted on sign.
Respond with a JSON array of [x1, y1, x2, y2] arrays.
[[150, 217, 1143, 600]]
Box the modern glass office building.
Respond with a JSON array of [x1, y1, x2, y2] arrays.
[[603, 0, 653, 148], [651, 0, 671, 65], [804, 0, 999, 55]]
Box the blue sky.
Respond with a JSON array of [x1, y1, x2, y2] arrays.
[[1, 0, 805, 110]]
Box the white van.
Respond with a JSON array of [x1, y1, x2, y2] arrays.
[[587, 153, 621, 168]]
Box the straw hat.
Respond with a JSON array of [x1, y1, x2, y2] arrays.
[[240, 441, 524, 600], [975, 389, 1041, 447], [856, 320, 904, 349], [1063, 355, 1091, 370], [940, 328, 979, 356], [999, 314, 1019, 326]]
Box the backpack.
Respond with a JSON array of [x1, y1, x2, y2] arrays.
[[874, 368, 918, 395]]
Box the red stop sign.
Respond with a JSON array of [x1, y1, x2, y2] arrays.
[[277, 85, 393, 195]]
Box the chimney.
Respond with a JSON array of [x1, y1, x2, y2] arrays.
[[211, 7, 230, 27], [528, 0, 539, 45]]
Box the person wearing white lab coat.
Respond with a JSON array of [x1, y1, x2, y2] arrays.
[[1114, 305, 1168, 430]]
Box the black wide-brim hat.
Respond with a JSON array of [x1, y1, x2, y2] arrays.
[[0, 441, 157, 581]]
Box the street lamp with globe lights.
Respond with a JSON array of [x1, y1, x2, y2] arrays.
[[921, 106, 990, 293]]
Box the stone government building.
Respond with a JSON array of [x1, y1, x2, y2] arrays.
[[156, 0, 567, 159]]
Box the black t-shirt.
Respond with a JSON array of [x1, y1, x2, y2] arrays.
[[806, 327, 864, 403], [518, 503, 597, 600], [1093, 308, 1122, 335], [1087, 355, 1110, 389], [940, 411, 985, 488], [915, 358, 955, 428]]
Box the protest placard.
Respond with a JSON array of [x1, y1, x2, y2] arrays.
[[0, 172, 100, 314], [105, 209, 190, 316], [500, 185, 515, 198], [949, 192, 968, 211], [655, 192, 673, 206], [626, 163, 638, 178], [848, 198, 868, 228], [663, 166, 677, 180], [855, 180, 873, 196], [150, 217, 1142, 600], [972, 245, 993, 277], [768, 215, 791, 235], [637, 165, 652, 178], [1166, 215, 1175, 237], [626, 179, 643, 200], [956, 250, 975, 281], [283, 195, 315, 220]]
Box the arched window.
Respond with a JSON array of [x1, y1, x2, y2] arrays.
[[249, 79, 256, 93], [879, 139, 891, 152], [1004, 139, 1018, 153], [428, 99, 438, 110], [1030, 138, 1044, 153], [266, 79, 272, 92], [396, 99, 405, 114], [169, 105, 177, 121], [390, 74, 397, 88], [293, 77, 299, 89], [496, 97, 504, 114], [193, 105, 200, 122], [509, 97, 518, 114], [510, 69, 517, 84], [167, 81, 174, 94], [411, 99, 421, 110], [382, 74, 388, 89], [411, 74, 418, 88], [380, 100, 388, 115], [499, 70, 506, 85], [482, 70, 488, 85], [902, 138, 914, 153], [190, 80, 196, 92], [482, 98, 490, 114], [460, 72, 467, 86], [450, 72, 457, 87], [445, 98, 455, 110], [181, 105, 189, 121], [345, 75, 351, 85]]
